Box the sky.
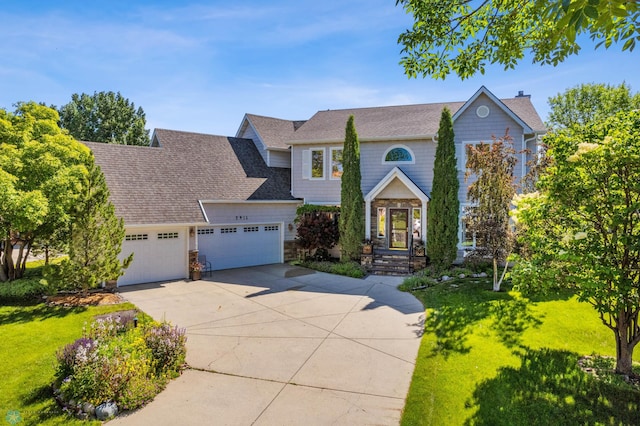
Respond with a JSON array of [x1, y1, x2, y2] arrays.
[[2, 1, 639, 137]]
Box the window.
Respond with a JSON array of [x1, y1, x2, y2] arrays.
[[412, 208, 421, 239], [125, 234, 148, 241], [311, 148, 324, 179], [197, 228, 215, 235], [377, 207, 386, 238], [158, 232, 179, 239], [383, 145, 414, 163], [220, 227, 237, 234], [244, 226, 259, 232], [330, 147, 343, 179], [264, 225, 279, 231], [461, 206, 485, 249]]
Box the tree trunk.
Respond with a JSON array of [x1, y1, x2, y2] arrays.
[[615, 315, 638, 376], [492, 257, 500, 291]]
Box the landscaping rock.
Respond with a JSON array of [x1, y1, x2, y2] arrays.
[[459, 273, 466, 279], [96, 402, 118, 420], [441, 275, 451, 282], [82, 402, 95, 417]]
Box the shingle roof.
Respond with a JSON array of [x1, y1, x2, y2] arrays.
[[244, 114, 305, 149], [287, 95, 545, 144], [87, 129, 296, 225]]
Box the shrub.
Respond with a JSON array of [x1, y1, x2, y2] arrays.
[[56, 337, 99, 378], [0, 278, 48, 301], [55, 316, 187, 415], [144, 322, 187, 374]]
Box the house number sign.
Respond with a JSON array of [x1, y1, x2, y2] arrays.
[[235, 216, 249, 221]]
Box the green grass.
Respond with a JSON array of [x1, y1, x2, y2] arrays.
[[0, 301, 137, 425], [400, 279, 640, 425]]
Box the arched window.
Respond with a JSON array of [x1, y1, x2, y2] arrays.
[[383, 145, 414, 163]]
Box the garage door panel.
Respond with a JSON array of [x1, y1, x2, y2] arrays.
[[118, 230, 186, 286], [198, 224, 281, 271]]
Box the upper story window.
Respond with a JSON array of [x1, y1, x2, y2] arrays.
[[331, 147, 343, 179], [302, 148, 326, 180], [383, 145, 415, 164]]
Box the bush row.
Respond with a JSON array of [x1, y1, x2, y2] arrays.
[[54, 312, 187, 417]]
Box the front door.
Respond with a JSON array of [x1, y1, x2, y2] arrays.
[[389, 208, 409, 249]]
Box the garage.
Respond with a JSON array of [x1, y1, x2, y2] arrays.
[[197, 223, 283, 270], [118, 229, 188, 286]]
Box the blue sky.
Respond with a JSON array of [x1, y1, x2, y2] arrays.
[[2, 1, 639, 136]]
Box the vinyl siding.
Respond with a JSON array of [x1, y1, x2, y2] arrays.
[[454, 93, 526, 204], [268, 150, 291, 168], [202, 202, 301, 241], [292, 140, 437, 202], [237, 123, 270, 165]]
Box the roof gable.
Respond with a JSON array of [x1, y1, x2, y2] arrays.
[[238, 114, 303, 150], [365, 167, 430, 202]]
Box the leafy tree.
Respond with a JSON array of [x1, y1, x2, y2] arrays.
[[296, 211, 340, 260], [339, 115, 365, 261], [465, 132, 517, 291], [396, 0, 640, 79], [512, 110, 640, 375], [547, 82, 640, 129], [59, 91, 150, 146], [50, 161, 132, 293], [427, 107, 459, 271], [0, 103, 91, 281]]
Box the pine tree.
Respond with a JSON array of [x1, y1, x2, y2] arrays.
[[339, 115, 364, 261], [427, 107, 459, 271], [56, 159, 132, 293]]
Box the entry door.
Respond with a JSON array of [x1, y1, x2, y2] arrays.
[[389, 209, 409, 249]]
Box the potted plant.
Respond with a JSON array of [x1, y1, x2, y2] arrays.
[[362, 239, 373, 254], [413, 240, 425, 257], [190, 261, 203, 280]]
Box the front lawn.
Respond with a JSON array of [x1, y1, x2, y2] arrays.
[[0, 301, 136, 425], [400, 278, 640, 425]]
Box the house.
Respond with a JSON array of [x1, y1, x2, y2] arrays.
[[89, 86, 545, 286]]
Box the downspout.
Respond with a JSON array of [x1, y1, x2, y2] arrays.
[[522, 132, 542, 178]]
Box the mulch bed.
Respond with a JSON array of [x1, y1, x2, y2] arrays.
[[46, 292, 124, 307]]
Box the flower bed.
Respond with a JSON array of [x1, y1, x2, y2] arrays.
[[53, 311, 187, 420]]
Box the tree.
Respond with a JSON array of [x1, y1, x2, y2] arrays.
[[339, 115, 365, 261], [58, 91, 150, 146], [465, 132, 517, 291], [512, 110, 640, 375], [296, 210, 340, 260], [0, 102, 91, 281], [51, 161, 132, 293], [427, 107, 459, 271], [547, 82, 640, 130], [396, 0, 640, 79]]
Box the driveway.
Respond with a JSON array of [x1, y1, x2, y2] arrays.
[[112, 264, 424, 425]]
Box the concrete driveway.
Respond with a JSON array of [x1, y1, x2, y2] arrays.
[[112, 264, 424, 425]]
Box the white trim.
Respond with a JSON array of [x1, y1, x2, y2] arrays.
[[364, 167, 430, 202], [124, 222, 207, 228], [304, 200, 341, 206], [382, 144, 416, 165], [364, 167, 430, 240]]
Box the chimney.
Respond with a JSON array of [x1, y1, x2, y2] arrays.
[[516, 90, 530, 98]]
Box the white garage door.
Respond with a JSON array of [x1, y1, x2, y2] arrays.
[[118, 230, 187, 286], [198, 224, 282, 270]]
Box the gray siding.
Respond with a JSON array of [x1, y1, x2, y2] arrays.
[[291, 144, 343, 203], [292, 140, 437, 202], [454, 93, 526, 204], [237, 123, 269, 166], [268, 150, 291, 168], [202, 202, 301, 241]]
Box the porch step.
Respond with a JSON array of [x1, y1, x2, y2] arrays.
[[369, 251, 413, 275]]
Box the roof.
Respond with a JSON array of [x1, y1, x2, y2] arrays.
[[241, 114, 305, 150], [286, 89, 545, 144], [87, 129, 296, 225]]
